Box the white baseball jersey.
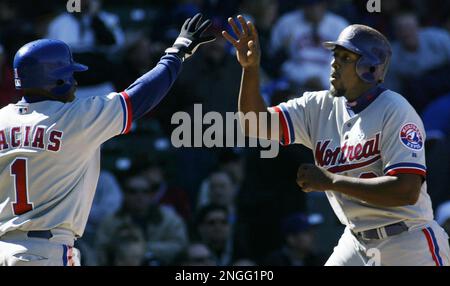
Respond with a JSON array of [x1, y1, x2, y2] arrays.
[[270, 87, 433, 233], [0, 92, 132, 239]]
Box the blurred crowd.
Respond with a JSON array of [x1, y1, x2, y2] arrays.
[[0, 0, 449, 266]]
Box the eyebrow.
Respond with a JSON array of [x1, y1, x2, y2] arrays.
[[333, 49, 359, 59]]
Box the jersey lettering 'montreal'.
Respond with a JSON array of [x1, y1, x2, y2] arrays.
[[315, 133, 381, 167], [0, 126, 63, 152]]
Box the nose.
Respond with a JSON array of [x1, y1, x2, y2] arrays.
[[331, 57, 340, 70]]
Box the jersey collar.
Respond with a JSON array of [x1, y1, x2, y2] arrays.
[[345, 85, 386, 114]]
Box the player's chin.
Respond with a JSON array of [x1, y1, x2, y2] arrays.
[[330, 84, 345, 98], [62, 89, 76, 102]]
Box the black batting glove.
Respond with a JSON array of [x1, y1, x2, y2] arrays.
[[165, 13, 216, 61]]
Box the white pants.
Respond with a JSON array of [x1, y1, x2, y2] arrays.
[[0, 231, 80, 266], [325, 221, 450, 266]]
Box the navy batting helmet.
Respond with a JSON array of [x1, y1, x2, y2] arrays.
[[323, 24, 392, 84], [13, 39, 88, 96]]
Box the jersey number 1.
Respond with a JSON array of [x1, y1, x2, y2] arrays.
[[10, 158, 33, 215]]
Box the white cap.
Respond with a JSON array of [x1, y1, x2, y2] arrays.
[[436, 201, 450, 225]]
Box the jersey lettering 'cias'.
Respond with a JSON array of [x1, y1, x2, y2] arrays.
[[0, 126, 63, 152]]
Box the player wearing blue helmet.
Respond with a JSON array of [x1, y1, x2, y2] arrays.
[[224, 16, 449, 266], [13, 39, 88, 102], [0, 13, 214, 266]]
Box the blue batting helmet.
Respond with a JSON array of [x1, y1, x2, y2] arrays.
[[323, 24, 392, 84], [13, 39, 88, 96]]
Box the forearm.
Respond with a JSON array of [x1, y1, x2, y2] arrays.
[[330, 174, 418, 207], [239, 66, 265, 114], [239, 66, 277, 139], [124, 54, 182, 120]]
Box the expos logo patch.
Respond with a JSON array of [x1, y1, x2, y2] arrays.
[[399, 123, 423, 150]]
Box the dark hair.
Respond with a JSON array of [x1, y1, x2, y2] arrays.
[[195, 204, 229, 225]]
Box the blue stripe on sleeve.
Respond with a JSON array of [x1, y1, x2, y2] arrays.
[[280, 104, 295, 144], [119, 94, 127, 133], [383, 163, 427, 173]]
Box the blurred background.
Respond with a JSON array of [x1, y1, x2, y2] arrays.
[[0, 0, 449, 266]]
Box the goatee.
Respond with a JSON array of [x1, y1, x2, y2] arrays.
[[330, 85, 346, 97]]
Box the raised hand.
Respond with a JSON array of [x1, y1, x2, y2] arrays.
[[222, 15, 261, 69], [165, 13, 216, 61]]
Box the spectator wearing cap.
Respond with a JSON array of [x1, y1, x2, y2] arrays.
[[263, 212, 326, 266]]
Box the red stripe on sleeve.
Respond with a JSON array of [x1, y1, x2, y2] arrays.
[[386, 168, 426, 177], [120, 91, 133, 134], [272, 106, 290, 145]]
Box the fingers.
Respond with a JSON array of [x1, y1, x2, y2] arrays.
[[195, 14, 203, 30], [237, 15, 250, 36], [248, 21, 259, 43], [222, 30, 238, 46], [228, 17, 242, 38], [195, 18, 212, 35], [182, 18, 191, 31], [189, 13, 202, 32]]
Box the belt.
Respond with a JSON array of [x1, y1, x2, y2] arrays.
[[27, 230, 53, 239], [353, 222, 409, 240]]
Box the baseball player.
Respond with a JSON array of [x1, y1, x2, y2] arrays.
[[0, 13, 215, 266], [223, 15, 450, 266]]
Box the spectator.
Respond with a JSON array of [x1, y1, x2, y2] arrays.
[[46, 0, 125, 53], [197, 170, 237, 214], [103, 220, 148, 266], [82, 170, 124, 245], [175, 242, 217, 266], [386, 11, 450, 112], [96, 175, 188, 265], [139, 161, 192, 222], [194, 204, 237, 266], [0, 43, 21, 108], [270, 0, 348, 89], [264, 212, 326, 266]]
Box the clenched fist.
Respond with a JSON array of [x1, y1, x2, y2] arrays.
[[296, 164, 335, 192]]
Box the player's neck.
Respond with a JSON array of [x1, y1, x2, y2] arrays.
[[345, 84, 376, 102]]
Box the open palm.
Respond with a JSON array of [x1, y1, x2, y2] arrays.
[[222, 15, 261, 68]]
